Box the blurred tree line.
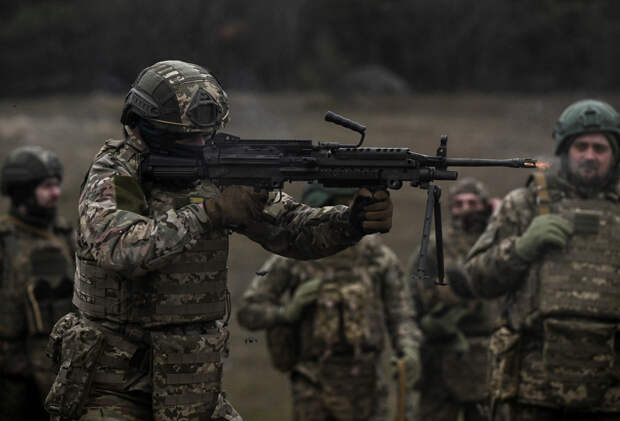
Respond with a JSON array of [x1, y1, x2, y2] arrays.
[[2, 0, 620, 96]]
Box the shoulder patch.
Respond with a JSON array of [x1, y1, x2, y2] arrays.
[[113, 175, 149, 215]]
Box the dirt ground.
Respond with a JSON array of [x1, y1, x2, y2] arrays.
[[0, 92, 617, 420]]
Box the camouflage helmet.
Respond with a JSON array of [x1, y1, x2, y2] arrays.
[[448, 177, 489, 204], [552, 99, 620, 157], [301, 183, 358, 207], [1, 146, 63, 197], [120, 60, 230, 135]]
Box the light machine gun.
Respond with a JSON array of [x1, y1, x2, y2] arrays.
[[140, 111, 539, 285]]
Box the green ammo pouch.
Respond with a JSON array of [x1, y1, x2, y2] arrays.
[[45, 315, 105, 418]]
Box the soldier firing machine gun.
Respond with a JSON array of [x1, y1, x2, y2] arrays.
[[140, 111, 541, 285]]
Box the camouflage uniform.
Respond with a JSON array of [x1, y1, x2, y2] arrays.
[[464, 100, 620, 420], [238, 234, 421, 421], [408, 179, 496, 421], [45, 61, 374, 421], [0, 147, 74, 420], [465, 172, 620, 419]]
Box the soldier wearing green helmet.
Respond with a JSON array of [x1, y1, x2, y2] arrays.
[[237, 183, 421, 421], [0, 146, 74, 420], [45, 61, 395, 420], [456, 98, 620, 420]]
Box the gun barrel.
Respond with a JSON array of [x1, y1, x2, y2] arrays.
[[446, 158, 537, 168]]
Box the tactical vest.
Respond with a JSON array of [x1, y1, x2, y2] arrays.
[[304, 240, 386, 360], [509, 174, 620, 410], [0, 215, 74, 339], [73, 175, 230, 327], [538, 198, 620, 320]]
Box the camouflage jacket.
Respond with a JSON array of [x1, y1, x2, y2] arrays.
[[237, 235, 420, 364], [0, 213, 74, 382], [465, 172, 620, 410], [74, 130, 363, 327]]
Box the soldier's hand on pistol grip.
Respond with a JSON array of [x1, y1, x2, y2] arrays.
[[282, 279, 322, 324], [514, 214, 573, 262], [390, 348, 422, 390], [204, 185, 268, 229], [349, 188, 393, 234]]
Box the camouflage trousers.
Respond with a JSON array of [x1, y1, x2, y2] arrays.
[[492, 401, 620, 421], [291, 357, 388, 421], [46, 314, 241, 420]]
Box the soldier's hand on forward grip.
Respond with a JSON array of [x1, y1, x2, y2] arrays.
[[350, 188, 393, 234], [205, 186, 268, 229], [514, 214, 572, 262]]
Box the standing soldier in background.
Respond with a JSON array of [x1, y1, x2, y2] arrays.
[[45, 60, 394, 421], [408, 177, 497, 421], [0, 146, 74, 420], [460, 99, 620, 420], [237, 184, 421, 421]]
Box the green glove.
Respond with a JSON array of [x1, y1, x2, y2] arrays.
[[514, 214, 572, 262], [281, 279, 322, 323], [390, 348, 421, 390]]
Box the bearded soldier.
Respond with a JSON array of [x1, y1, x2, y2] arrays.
[[44, 60, 394, 421], [407, 177, 498, 421], [459, 99, 620, 420], [0, 146, 74, 420], [237, 185, 421, 421]]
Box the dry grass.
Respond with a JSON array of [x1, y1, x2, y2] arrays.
[[0, 92, 617, 420]]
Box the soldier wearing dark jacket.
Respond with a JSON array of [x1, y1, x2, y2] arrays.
[[45, 60, 394, 421], [0, 146, 74, 420], [408, 178, 498, 421], [461, 99, 620, 420]]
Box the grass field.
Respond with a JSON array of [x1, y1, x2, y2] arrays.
[[0, 92, 616, 420]]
